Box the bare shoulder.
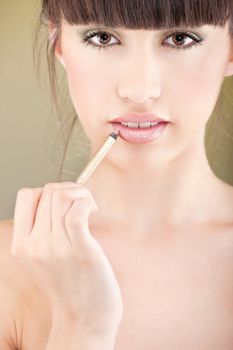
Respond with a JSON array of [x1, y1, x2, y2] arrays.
[[0, 220, 51, 350]]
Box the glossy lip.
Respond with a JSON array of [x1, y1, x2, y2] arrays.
[[111, 121, 169, 144], [111, 113, 169, 123]]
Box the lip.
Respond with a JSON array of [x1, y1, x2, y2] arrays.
[[111, 113, 168, 123], [111, 121, 169, 144]]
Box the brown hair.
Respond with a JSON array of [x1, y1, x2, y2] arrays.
[[35, 0, 233, 181]]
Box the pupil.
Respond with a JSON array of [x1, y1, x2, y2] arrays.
[[100, 33, 109, 44], [175, 34, 185, 45]]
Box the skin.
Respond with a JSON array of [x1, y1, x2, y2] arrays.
[[55, 19, 233, 235], [1, 18, 233, 350]]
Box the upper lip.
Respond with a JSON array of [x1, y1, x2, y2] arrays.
[[110, 113, 169, 123]]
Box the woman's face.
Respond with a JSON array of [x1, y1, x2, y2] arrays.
[[56, 19, 233, 168]]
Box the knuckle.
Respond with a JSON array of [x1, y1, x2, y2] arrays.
[[80, 187, 93, 197], [17, 187, 34, 198], [43, 182, 57, 191], [78, 189, 98, 207], [43, 182, 82, 192], [62, 181, 83, 187], [76, 190, 95, 204], [52, 188, 71, 201], [52, 187, 91, 203]]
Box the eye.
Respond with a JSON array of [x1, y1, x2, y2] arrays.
[[163, 31, 204, 50], [81, 30, 119, 50], [81, 29, 204, 51]]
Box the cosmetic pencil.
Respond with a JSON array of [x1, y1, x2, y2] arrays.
[[76, 131, 119, 185]]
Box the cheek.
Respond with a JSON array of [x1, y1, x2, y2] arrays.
[[169, 50, 226, 129], [65, 56, 100, 111], [62, 48, 114, 139]]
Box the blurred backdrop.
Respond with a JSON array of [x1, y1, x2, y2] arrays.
[[0, 0, 233, 220]]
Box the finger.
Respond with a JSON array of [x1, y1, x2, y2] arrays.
[[12, 187, 42, 254], [52, 186, 98, 235], [32, 182, 84, 234], [65, 195, 98, 245]]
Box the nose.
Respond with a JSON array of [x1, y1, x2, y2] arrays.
[[117, 57, 162, 103]]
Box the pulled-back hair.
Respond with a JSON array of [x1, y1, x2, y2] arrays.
[[35, 0, 233, 182]]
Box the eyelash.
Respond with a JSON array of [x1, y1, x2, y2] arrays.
[[80, 30, 204, 51]]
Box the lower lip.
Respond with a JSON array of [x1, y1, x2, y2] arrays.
[[111, 122, 169, 144]]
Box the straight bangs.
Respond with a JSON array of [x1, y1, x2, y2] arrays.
[[44, 0, 232, 30]]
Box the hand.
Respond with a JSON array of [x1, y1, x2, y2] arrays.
[[11, 182, 123, 333]]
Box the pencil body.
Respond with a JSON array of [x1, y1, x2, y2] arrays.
[[76, 132, 118, 185]]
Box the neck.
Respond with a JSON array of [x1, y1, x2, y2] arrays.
[[85, 129, 233, 235]]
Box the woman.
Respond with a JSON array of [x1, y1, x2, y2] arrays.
[[1, 0, 233, 349]]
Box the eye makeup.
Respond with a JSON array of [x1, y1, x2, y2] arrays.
[[79, 28, 204, 51]]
